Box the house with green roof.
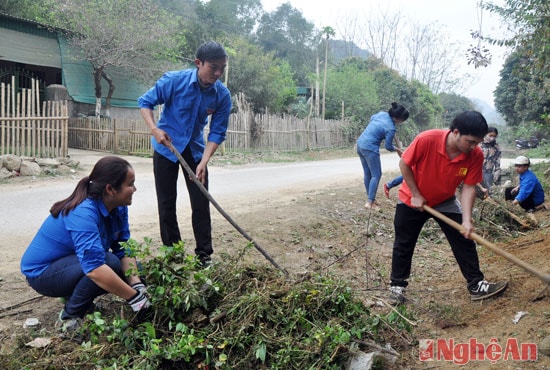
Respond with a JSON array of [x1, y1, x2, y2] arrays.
[[0, 13, 146, 119]]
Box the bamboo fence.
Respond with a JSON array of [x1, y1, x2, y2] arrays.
[[0, 77, 68, 158], [67, 110, 348, 155], [2, 81, 349, 157]]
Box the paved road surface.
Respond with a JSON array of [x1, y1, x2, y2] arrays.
[[0, 149, 544, 257], [0, 149, 369, 249]]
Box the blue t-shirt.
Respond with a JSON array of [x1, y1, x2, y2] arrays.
[[356, 111, 397, 153], [516, 169, 545, 205], [20, 198, 130, 278], [137, 69, 232, 163]]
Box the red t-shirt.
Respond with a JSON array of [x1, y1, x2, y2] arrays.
[[398, 129, 483, 207]]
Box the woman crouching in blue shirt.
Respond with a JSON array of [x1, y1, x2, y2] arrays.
[[20, 156, 150, 333]]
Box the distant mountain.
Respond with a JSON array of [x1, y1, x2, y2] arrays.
[[329, 39, 371, 62], [470, 98, 506, 126]]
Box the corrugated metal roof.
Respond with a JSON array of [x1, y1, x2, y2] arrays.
[[0, 16, 60, 67], [59, 36, 148, 108], [0, 14, 146, 109]]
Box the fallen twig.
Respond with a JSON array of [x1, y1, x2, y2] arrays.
[[378, 298, 417, 327], [0, 296, 43, 314], [353, 339, 400, 356]]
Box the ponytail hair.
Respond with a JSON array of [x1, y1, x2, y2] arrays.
[[50, 156, 132, 217], [388, 102, 409, 122]]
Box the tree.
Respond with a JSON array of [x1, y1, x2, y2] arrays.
[[359, 5, 403, 71], [227, 37, 296, 114], [484, 0, 549, 126], [181, 0, 263, 49], [407, 80, 444, 130], [255, 2, 317, 85], [0, 0, 45, 19], [41, 0, 181, 118], [321, 26, 335, 119], [324, 61, 379, 131], [363, 57, 412, 110], [353, 7, 472, 99], [439, 93, 475, 124], [403, 22, 465, 94], [493, 49, 546, 126]]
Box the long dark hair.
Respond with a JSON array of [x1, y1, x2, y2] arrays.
[[50, 156, 132, 217]]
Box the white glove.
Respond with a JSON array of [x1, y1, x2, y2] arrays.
[[131, 282, 147, 294], [127, 290, 151, 312]]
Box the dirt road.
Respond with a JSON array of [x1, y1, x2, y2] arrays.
[[0, 149, 378, 275], [0, 149, 538, 277], [1, 149, 549, 369]]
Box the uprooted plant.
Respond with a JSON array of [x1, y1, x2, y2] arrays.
[[6, 238, 414, 369]]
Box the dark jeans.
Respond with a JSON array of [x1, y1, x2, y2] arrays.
[[390, 203, 484, 291], [153, 147, 212, 259], [27, 253, 122, 319]]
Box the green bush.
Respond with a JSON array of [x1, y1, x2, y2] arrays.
[[76, 238, 412, 369]]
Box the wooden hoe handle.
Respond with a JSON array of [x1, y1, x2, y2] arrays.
[[423, 205, 550, 285]]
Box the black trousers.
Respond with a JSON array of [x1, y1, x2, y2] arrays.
[[505, 186, 536, 211], [390, 203, 484, 291], [153, 147, 212, 259]]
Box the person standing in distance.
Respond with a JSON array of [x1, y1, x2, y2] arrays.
[[388, 111, 508, 305], [476, 126, 501, 198], [138, 41, 232, 266], [356, 102, 409, 211]]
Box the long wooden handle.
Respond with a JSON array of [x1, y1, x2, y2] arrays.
[[423, 205, 550, 285], [165, 141, 288, 275]]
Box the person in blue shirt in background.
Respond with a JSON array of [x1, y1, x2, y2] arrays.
[[505, 155, 546, 212], [138, 41, 232, 266], [357, 102, 409, 210], [384, 175, 404, 198], [20, 156, 150, 334]]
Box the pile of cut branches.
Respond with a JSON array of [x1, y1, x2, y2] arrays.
[[475, 196, 541, 240], [4, 239, 411, 369]]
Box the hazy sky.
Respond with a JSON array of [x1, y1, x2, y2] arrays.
[[262, 0, 509, 108]]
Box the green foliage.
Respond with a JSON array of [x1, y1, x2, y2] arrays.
[[37, 238, 411, 369], [408, 80, 445, 131], [227, 37, 297, 114], [39, 0, 182, 88], [255, 2, 317, 85], [324, 61, 380, 134], [494, 49, 548, 125], [0, 0, 46, 19], [485, 0, 550, 127], [438, 93, 475, 124]]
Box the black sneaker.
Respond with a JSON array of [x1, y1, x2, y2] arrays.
[[469, 280, 508, 301], [198, 255, 212, 269], [388, 286, 406, 305]]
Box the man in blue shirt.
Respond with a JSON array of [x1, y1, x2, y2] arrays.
[[138, 41, 232, 265], [505, 155, 545, 212]]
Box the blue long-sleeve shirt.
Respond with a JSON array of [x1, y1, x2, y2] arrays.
[[137, 69, 232, 163], [20, 198, 130, 278], [356, 111, 397, 153], [516, 169, 545, 205]]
